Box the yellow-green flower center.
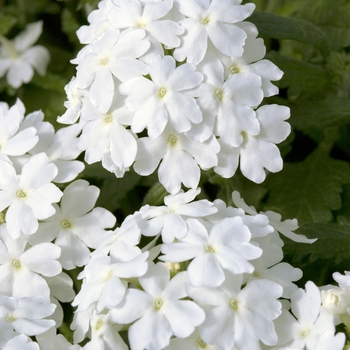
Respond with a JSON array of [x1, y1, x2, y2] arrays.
[[230, 64, 240, 74], [94, 318, 104, 331], [214, 88, 223, 101], [200, 17, 210, 25], [105, 113, 113, 123], [158, 87, 167, 98], [168, 134, 177, 145], [16, 190, 26, 198], [204, 244, 215, 253], [99, 56, 109, 65], [230, 298, 239, 311], [12, 259, 21, 269], [61, 220, 71, 229], [154, 298, 164, 310]]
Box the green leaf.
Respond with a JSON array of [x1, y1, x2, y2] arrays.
[[95, 170, 141, 213], [30, 72, 67, 93], [266, 51, 329, 97], [295, 0, 350, 51], [0, 13, 16, 35], [142, 182, 169, 207], [283, 223, 350, 264], [209, 172, 267, 209], [248, 11, 330, 56], [290, 95, 350, 132], [264, 139, 350, 225], [61, 8, 80, 45]]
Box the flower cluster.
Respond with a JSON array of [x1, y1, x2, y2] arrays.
[[59, 0, 290, 194], [0, 0, 349, 349]]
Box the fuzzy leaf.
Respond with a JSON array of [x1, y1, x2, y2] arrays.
[[249, 11, 330, 56], [264, 141, 350, 225], [209, 172, 267, 209], [266, 51, 329, 97], [142, 182, 169, 207], [283, 223, 350, 264], [290, 95, 350, 131]]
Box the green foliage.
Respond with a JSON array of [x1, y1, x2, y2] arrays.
[[266, 51, 329, 97], [265, 135, 350, 225], [283, 223, 350, 264], [0, 13, 17, 35], [249, 11, 330, 57]]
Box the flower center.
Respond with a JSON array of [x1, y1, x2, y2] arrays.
[[200, 16, 210, 25], [104, 269, 113, 281], [158, 87, 167, 98], [229, 298, 239, 311], [61, 220, 71, 229], [154, 298, 164, 310], [16, 190, 26, 198], [12, 259, 21, 269], [214, 88, 223, 101], [5, 314, 16, 322], [204, 244, 215, 253], [230, 64, 240, 74], [168, 134, 177, 145], [300, 329, 310, 338], [99, 56, 109, 65], [94, 318, 104, 331], [104, 113, 113, 123], [137, 21, 146, 29]]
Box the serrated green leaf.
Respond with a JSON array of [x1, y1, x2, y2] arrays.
[[295, 0, 350, 51], [290, 95, 350, 131], [264, 141, 350, 224], [266, 51, 329, 97], [142, 182, 169, 207], [283, 223, 350, 264], [0, 13, 17, 35], [248, 11, 330, 56]]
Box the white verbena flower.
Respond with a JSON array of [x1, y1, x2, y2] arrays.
[[0, 295, 56, 336], [134, 124, 219, 194], [28, 179, 116, 270], [110, 262, 205, 350], [0, 153, 62, 238], [140, 188, 217, 243], [120, 54, 203, 139], [188, 272, 282, 350], [0, 229, 61, 301], [0, 21, 50, 88], [108, 0, 184, 60], [173, 0, 255, 64], [160, 217, 262, 287]]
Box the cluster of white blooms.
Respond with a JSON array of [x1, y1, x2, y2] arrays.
[[70, 189, 347, 350], [0, 21, 50, 88], [59, 0, 290, 194], [1, 0, 349, 349]]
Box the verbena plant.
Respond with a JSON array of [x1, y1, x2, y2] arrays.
[[0, 0, 350, 349]]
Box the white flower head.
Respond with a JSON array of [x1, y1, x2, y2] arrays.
[[120, 54, 203, 139], [140, 188, 217, 243], [110, 262, 205, 350], [134, 125, 219, 194], [160, 216, 262, 287], [0, 153, 62, 238], [0, 21, 50, 88], [173, 0, 255, 64]]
